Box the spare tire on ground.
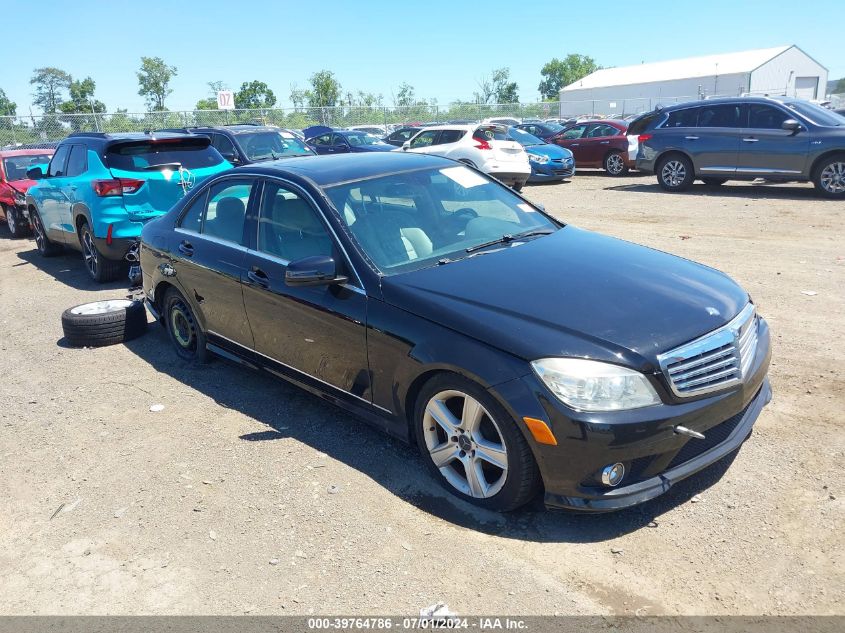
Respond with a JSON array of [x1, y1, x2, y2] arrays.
[[61, 299, 148, 347]]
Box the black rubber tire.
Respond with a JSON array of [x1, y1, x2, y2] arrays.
[[656, 153, 695, 192], [30, 207, 62, 256], [79, 221, 124, 283], [812, 153, 845, 199], [61, 300, 147, 348], [603, 150, 629, 176], [413, 373, 541, 512], [163, 287, 209, 362], [2, 203, 29, 238]]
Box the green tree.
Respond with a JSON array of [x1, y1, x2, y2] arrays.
[[834, 77, 845, 94], [30, 67, 72, 113], [58, 77, 106, 131], [235, 80, 276, 109], [538, 54, 600, 100], [195, 81, 227, 110], [306, 70, 341, 108], [492, 68, 519, 103], [137, 56, 177, 111], [290, 83, 307, 112], [394, 83, 416, 107], [0, 88, 16, 116]]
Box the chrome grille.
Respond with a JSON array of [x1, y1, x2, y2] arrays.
[[657, 304, 758, 397]]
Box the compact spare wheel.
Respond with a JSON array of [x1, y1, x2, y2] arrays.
[[61, 299, 147, 347]]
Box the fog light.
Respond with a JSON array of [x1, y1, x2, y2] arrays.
[[601, 463, 625, 487]]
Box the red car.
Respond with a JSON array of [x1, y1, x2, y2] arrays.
[[551, 119, 633, 176], [0, 148, 55, 237]]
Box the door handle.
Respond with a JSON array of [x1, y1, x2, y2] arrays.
[[684, 135, 700, 140], [247, 267, 270, 288], [177, 240, 194, 257], [600, 141, 610, 144], [742, 137, 759, 143], [571, 143, 579, 146]]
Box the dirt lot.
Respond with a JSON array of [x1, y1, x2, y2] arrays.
[[1, 171, 843, 616]]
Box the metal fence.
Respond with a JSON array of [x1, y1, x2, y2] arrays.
[[0, 102, 568, 147]]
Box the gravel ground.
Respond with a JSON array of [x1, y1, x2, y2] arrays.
[[0, 170, 843, 616]]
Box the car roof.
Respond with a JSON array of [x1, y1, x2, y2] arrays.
[[656, 95, 806, 112], [191, 125, 283, 135], [63, 131, 207, 148], [232, 152, 456, 187]]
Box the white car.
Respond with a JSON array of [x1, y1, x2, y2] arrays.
[[482, 117, 522, 126], [348, 125, 389, 137], [401, 124, 530, 190]]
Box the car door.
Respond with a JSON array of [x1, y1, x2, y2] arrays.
[[60, 144, 89, 246], [687, 103, 743, 175], [330, 133, 352, 154], [737, 103, 810, 177], [434, 129, 466, 159], [406, 130, 440, 154], [310, 133, 333, 155], [173, 177, 256, 348], [554, 124, 588, 164], [579, 124, 619, 165], [241, 178, 370, 399], [38, 144, 71, 243]]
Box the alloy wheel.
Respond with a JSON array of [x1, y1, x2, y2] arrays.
[[6, 207, 16, 234], [606, 153, 625, 174], [661, 160, 687, 188], [82, 230, 98, 278], [33, 212, 46, 251], [820, 162, 845, 194], [422, 390, 509, 498]]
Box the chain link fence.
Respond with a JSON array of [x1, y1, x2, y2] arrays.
[[0, 102, 569, 147]]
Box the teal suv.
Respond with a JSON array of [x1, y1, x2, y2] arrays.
[[25, 132, 230, 282]]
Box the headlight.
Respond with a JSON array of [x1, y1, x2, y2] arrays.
[[13, 190, 26, 204], [531, 358, 660, 412], [528, 153, 549, 164]]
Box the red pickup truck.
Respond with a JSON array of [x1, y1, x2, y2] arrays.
[[0, 148, 55, 237]]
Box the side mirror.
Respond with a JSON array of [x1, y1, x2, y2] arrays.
[[401, 141, 411, 151], [782, 119, 803, 134], [27, 165, 45, 180], [285, 255, 348, 287], [220, 151, 239, 164]]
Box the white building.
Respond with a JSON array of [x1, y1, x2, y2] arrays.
[[558, 45, 828, 117]]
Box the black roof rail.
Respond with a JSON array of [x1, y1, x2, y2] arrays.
[[67, 132, 110, 139]]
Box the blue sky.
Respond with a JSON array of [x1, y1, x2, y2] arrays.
[[3, 0, 842, 114]]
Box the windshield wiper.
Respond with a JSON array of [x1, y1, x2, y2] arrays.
[[465, 228, 555, 253]]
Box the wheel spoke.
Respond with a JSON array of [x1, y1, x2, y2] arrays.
[[426, 398, 460, 435], [461, 396, 484, 433], [429, 442, 459, 468], [474, 439, 508, 470], [463, 457, 488, 498]]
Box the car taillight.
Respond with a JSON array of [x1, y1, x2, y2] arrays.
[[92, 178, 145, 197], [638, 133, 653, 143], [474, 139, 492, 150]]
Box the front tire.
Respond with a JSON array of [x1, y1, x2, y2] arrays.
[[3, 204, 29, 238], [813, 154, 845, 199], [80, 221, 123, 283], [163, 288, 209, 362], [31, 207, 62, 256], [604, 150, 628, 176], [414, 374, 540, 512], [657, 154, 694, 192]]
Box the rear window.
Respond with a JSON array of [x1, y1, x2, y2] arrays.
[[626, 111, 662, 136], [106, 140, 225, 172], [473, 126, 509, 141]]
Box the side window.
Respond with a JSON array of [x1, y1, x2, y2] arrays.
[[212, 134, 237, 158], [257, 181, 333, 262], [179, 190, 208, 233], [438, 129, 464, 145], [311, 134, 331, 146], [65, 145, 88, 177], [561, 125, 586, 139], [587, 124, 616, 138], [47, 145, 70, 177], [332, 134, 349, 146], [410, 130, 438, 148], [203, 179, 254, 245], [664, 108, 699, 128], [698, 104, 741, 128], [748, 104, 790, 129]]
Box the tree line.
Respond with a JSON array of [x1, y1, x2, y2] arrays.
[[0, 54, 603, 118]]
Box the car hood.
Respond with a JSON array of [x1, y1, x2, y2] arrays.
[[525, 144, 572, 160], [380, 227, 749, 370], [7, 179, 37, 194], [353, 144, 396, 152]]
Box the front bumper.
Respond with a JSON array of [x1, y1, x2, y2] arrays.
[[529, 160, 575, 182], [489, 316, 772, 512]]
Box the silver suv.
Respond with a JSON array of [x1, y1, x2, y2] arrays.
[[631, 97, 845, 198]]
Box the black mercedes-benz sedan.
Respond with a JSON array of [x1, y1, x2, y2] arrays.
[[139, 152, 771, 512]]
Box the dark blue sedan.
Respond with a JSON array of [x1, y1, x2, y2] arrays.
[[509, 127, 575, 183], [306, 129, 396, 154]]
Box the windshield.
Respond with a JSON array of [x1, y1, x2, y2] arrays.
[[346, 133, 388, 146], [784, 101, 845, 126], [3, 154, 53, 181], [540, 123, 564, 134], [107, 140, 225, 171], [508, 127, 545, 147], [324, 165, 560, 274], [240, 131, 314, 160]]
